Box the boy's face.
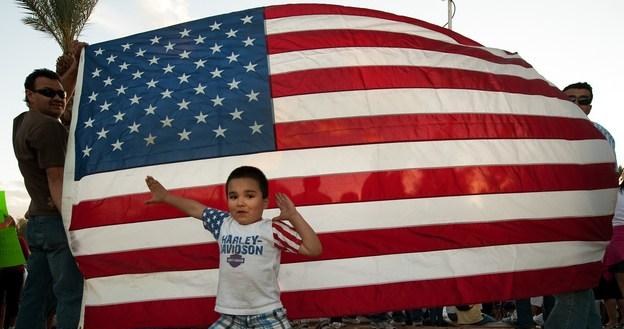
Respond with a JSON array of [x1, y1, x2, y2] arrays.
[[227, 177, 268, 225]]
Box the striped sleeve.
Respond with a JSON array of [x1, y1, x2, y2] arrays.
[[201, 208, 228, 240], [272, 221, 303, 254]]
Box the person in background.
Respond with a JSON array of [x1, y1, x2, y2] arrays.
[[544, 82, 617, 329]]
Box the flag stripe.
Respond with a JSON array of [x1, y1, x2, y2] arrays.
[[270, 66, 562, 99], [267, 29, 532, 68], [70, 189, 618, 256], [67, 139, 614, 205], [264, 4, 483, 48], [69, 163, 616, 230], [83, 240, 606, 306], [75, 216, 610, 279], [83, 262, 600, 329], [273, 89, 585, 123], [274, 113, 602, 150]]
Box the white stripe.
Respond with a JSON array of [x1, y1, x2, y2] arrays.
[[273, 89, 585, 123], [84, 240, 605, 306], [273, 225, 300, 252], [265, 14, 517, 59], [67, 139, 615, 203], [269, 47, 542, 81], [71, 189, 617, 256]]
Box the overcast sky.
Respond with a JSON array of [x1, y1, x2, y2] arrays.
[[1, 0, 622, 217]]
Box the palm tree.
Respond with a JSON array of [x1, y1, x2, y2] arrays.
[[16, 0, 99, 124]]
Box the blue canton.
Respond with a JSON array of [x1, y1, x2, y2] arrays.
[[74, 8, 274, 179]]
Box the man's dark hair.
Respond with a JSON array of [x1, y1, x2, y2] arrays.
[[24, 68, 61, 104], [226, 166, 269, 198], [563, 82, 593, 101]]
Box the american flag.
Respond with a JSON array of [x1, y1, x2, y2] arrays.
[[64, 4, 618, 329]]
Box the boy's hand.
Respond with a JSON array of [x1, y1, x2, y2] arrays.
[[272, 193, 298, 221], [145, 176, 168, 204]]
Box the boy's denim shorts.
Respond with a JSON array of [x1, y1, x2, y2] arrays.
[[210, 308, 291, 329]]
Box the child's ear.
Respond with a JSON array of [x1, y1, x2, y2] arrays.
[[263, 197, 268, 209]]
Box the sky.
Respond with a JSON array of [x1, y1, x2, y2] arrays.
[[1, 0, 622, 218]]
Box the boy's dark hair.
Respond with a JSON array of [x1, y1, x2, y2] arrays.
[[226, 166, 269, 198], [24, 68, 61, 104], [563, 82, 593, 101]]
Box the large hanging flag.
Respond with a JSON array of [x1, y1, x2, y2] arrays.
[[64, 4, 617, 329]]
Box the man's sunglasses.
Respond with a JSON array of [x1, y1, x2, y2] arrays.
[[33, 88, 66, 99], [567, 95, 591, 106]]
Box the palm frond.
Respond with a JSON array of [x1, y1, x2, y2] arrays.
[[15, 0, 98, 53]]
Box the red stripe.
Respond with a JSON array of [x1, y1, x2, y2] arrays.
[[275, 113, 601, 150], [267, 29, 531, 68], [70, 163, 616, 230], [265, 4, 482, 47], [82, 262, 601, 328], [76, 216, 611, 279], [271, 66, 563, 99]]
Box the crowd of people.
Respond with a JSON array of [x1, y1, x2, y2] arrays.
[[1, 38, 623, 329]]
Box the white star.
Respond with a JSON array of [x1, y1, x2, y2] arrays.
[[195, 112, 208, 123], [91, 68, 102, 78], [246, 90, 260, 102], [209, 21, 222, 30], [99, 101, 111, 112], [211, 95, 224, 107], [194, 59, 206, 69], [103, 76, 114, 86], [249, 121, 263, 134], [213, 125, 227, 138], [241, 15, 253, 24], [210, 43, 223, 54], [162, 64, 175, 74], [121, 43, 132, 51], [83, 117, 95, 128], [144, 104, 157, 115], [227, 78, 241, 90], [164, 41, 175, 52], [82, 145, 92, 157], [178, 129, 192, 141], [144, 133, 157, 146], [128, 122, 141, 133], [242, 37, 255, 47], [116, 85, 127, 95], [129, 94, 141, 104], [194, 83, 206, 94], [146, 79, 158, 88], [160, 116, 174, 127], [244, 62, 257, 72], [94, 48, 104, 56], [132, 70, 144, 80], [160, 89, 173, 99], [177, 73, 191, 84], [148, 56, 160, 65], [106, 54, 117, 64], [179, 28, 191, 38], [135, 48, 146, 57], [150, 35, 161, 44], [230, 108, 243, 120], [118, 62, 130, 71], [226, 52, 239, 63], [194, 35, 206, 44], [210, 67, 223, 78], [177, 99, 191, 110], [113, 111, 126, 122], [225, 29, 238, 38], [179, 50, 191, 59], [88, 92, 98, 103], [96, 128, 109, 140], [111, 139, 124, 151]]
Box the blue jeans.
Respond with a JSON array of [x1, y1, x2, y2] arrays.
[[544, 289, 601, 329], [515, 298, 534, 329], [15, 215, 84, 329]]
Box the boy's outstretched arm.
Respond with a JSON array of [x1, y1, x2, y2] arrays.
[[273, 193, 322, 257], [145, 176, 205, 219]]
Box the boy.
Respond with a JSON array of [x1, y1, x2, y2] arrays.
[[145, 166, 322, 329]]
